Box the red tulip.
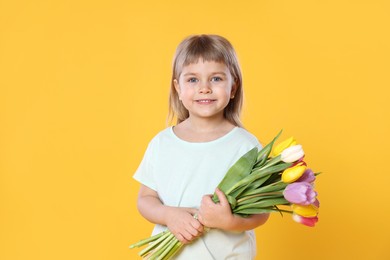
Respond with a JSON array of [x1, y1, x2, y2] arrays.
[[292, 213, 319, 227]]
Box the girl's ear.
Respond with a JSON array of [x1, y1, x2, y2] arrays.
[[231, 82, 237, 99], [173, 79, 181, 99]]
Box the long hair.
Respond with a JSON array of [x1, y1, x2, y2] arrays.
[[168, 34, 244, 127]]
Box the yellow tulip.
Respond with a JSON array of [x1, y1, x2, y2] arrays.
[[272, 137, 297, 157], [281, 163, 306, 183], [292, 204, 319, 217]]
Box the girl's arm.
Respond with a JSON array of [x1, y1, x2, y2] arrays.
[[137, 184, 204, 244], [198, 188, 269, 231]]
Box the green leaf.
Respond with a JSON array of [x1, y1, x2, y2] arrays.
[[225, 161, 291, 198], [250, 161, 292, 177], [226, 195, 237, 209], [240, 182, 288, 197], [239, 175, 272, 195], [213, 147, 258, 200], [261, 172, 282, 187], [234, 207, 276, 215], [236, 194, 284, 206], [235, 207, 293, 215], [254, 145, 272, 168], [234, 197, 289, 212], [255, 129, 283, 166], [228, 175, 273, 202]]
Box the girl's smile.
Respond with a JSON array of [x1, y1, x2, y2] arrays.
[[195, 99, 217, 104]]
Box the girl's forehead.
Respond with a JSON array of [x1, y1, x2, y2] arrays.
[[180, 60, 229, 73]]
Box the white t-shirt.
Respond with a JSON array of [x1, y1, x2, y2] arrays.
[[134, 126, 262, 259]]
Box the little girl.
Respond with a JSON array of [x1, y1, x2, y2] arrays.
[[134, 34, 269, 259]]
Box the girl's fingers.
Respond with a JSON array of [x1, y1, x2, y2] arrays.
[[197, 212, 205, 225], [175, 233, 188, 244], [215, 188, 228, 206], [186, 207, 198, 216], [201, 194, 213, 206], [191, 218, 204, 232], [182, 228, 202, 243]]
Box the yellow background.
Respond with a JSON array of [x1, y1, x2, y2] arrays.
[[1, 0, 389, 259]]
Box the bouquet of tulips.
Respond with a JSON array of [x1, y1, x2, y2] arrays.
[[130, 131, 320, 259]]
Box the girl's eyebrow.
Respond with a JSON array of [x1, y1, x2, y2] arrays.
[[182, 72, 197, 76]]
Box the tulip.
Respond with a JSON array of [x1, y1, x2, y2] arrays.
[[281, 145, 305, 163], [297, 168, 316, 183], [283, 182, 317, 205], [291, 203, 318, 217], [292, 213, 318, 227], [281, 163, 306, 183], [272, 137, 297, 157]]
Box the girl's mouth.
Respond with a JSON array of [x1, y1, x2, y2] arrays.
[[195, 99, 216, 104]]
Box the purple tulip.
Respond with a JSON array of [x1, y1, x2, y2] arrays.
[[313, 198, 320, 208], [283, 182, 317, 205], [297, 169, 316, 183]]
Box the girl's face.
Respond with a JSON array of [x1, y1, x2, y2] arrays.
[[174, 60, 236, 122]]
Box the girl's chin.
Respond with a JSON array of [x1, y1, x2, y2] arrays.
[[188, 112, 225, 120]]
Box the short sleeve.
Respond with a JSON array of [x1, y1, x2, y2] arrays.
[[133, 141, 157, 191]]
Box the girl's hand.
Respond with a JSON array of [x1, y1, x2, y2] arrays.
[[165, 207, 204, 244], [198, 188, 270, 232], [136, 184, 204, 244], [198, 188, 234, 229]]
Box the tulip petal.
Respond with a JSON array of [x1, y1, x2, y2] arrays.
[[281, 164, 306, 183], [292, 213, 319, 227], [292, 203, 318, 217], [283, 182, 317, 205], [272, 137, 297, 157], [281, 145, 305, 163], [297, 168, 316, 183], [313, 198, 320, 208]]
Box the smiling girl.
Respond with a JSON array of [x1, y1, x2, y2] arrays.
[[134, 34, 269, 259]]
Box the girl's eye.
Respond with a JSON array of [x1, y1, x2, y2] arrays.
[[188, 78, 198, 83], [211, 77, 223, 82]]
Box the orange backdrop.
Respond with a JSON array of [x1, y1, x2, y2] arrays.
[[1, 0, 389, 259]]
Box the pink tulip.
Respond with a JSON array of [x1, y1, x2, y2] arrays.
[[283, 182, 317, 205], [292, 213, 319, 227], [297, 169, 316, 183]]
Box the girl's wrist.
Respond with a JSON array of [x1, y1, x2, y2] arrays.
[[162, 205, 176, 226], [220, 214, 246, 232]]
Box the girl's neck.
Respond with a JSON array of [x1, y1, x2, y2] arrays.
[[173, 116, 237, 143]]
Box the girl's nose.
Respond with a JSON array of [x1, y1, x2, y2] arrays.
[[199, 81, 212, 94]]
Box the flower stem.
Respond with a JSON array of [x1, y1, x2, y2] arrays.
[[158, 237, 180, 259], [138, 231, 172, 257], [129, 230, 167, 249], [163, 241, 183, 260], [148, 233, 176, 259]]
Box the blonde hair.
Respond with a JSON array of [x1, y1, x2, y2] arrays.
[[168, 34, 244, 127]]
